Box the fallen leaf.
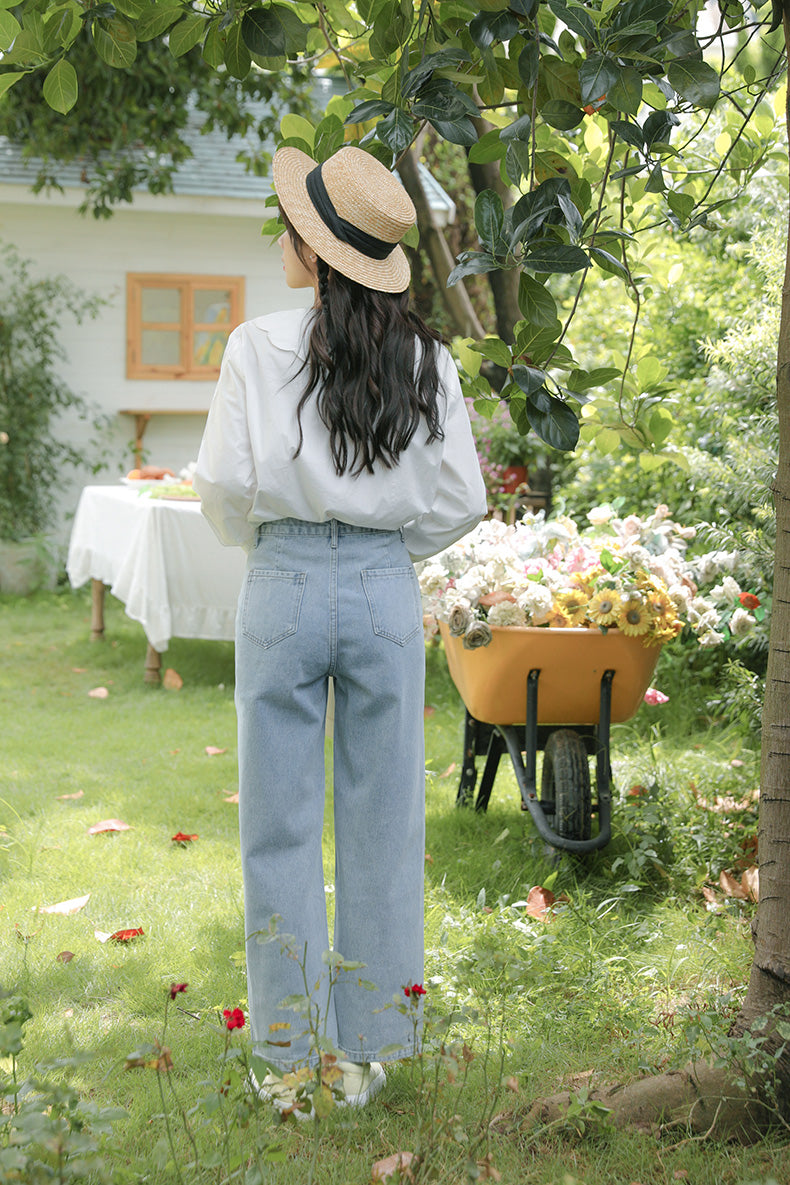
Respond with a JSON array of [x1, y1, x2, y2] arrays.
[[56, 790, 84, 800], [63, 1008, 74, 1016], [71, 667, 87, 673], [205, 746, 227, 756], [163, 668, 183, 691], [94, 930, 112, 943], [424, 852, 434, 864], [171, 832, 198, 845], [673, 1172, 690, 1181], [87, 819, 131, 835], [730, 758, 745, 768], [439, 763, 456, 778], [372, 1151, 415, 1182], [88, 686, 109, 699], [505, 1075, 519, 1092], [57, 951, 75, 964], [719, 870, 748, 899], [40, 893, 91, 916], [223, 792, 239, 804], [701, 885, 718, 905], [423, 705, 435, 718], [741, 866, 759, 902], [110, 927, 144, 943], [525, 885, 556, 921]]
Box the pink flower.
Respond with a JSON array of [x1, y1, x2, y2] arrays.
[[643, 687, 669, 706], [223, 1007, 245, 1030]]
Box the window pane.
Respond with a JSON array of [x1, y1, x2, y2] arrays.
[[142, 329, 181, 366], [193, 330, 229, 368], [141, 287, 181, 323], [194, 289, 231, 324]]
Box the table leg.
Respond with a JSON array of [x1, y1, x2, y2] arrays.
[[90, 580, 106, 640], [144, 644, 162, 684]]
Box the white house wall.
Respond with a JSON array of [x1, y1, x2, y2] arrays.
[[0, 190, 311, 553]]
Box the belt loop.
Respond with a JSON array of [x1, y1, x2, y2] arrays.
[[331, 519, 339, 548]]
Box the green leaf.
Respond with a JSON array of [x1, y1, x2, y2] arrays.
[[513, 363, 546, 396], [547, 0, 597, 41], [518, 274, 558, 328], [202, 23, 224, 67], [0, 7, 20, 50], [667, 190, 695, 222], [500, 113, 532, 143], [504, 140, 532, 186], [578, 55, 620, 107], [518, 42, 539, 91], [589, 246, 627, 276], [468, 128, 506, 164], [607, 66, 643, 114], [242, 7, 286, 57], [135, 5, 181, 42], [595, 427, 622, 455], [0, 71, 23, 98], [93, 17, 137, 67], [169, 14, 205, 58], [474, 190, 504, 251], [471, 337, 512, 368], [523, 242, 589, 275], [470, 9, 519, 49], [567, 366, 620, 391], [42, 58, 78, 113], [540, 99, 584, 131], [281, 114, 316, 147], [447, 252, 499, 286], [526, 393, 580, 451], [429, 116, 477, 147], [223, 23, 251, 79], [347, 99, 394, 124], [412, 78, 479, 123], [667, 58, 720, 108], [648, 407, 674, 445], [375, 107, 415, 155], [610, 119, 644, 150]]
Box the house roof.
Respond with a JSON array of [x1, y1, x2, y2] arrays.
[[0, 76, 456, 223]]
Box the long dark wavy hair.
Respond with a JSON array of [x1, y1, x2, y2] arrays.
[[281, 208, 445, 477]]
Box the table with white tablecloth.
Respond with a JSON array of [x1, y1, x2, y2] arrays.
[[67, 485, 247, 680]]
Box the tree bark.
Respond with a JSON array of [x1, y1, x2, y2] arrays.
[[398, 147, 486, 340]]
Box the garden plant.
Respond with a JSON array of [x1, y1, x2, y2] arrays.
[[4, 0, 790, 1151]]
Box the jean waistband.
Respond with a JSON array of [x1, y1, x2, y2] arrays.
[[256, 517, 402, 540]]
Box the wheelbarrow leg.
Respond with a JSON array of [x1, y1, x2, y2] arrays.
[[595, 670, 614, 839], [457, 711, 483, 806], [474, 731, 506, 812]]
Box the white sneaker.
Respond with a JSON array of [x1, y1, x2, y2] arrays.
[[247, 1070, 311, 1119], [336, 1061, 386, 1107]]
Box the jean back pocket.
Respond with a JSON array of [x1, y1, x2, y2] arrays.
[[241, 569, 306, 649], [362, 566, 421, 646]]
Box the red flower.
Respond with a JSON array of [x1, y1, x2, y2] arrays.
[[403, 983, 426, 999], [739, 592, 760, 610], [110, 927, 144, 943], [171, 832, 198, 845], [170, 982, 188, 1000], [223, 1007, 245, 1030]]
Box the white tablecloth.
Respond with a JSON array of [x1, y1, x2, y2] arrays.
[[67, 485, 246, 652]]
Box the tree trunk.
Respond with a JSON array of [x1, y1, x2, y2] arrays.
[[398, 147, 486, 340]]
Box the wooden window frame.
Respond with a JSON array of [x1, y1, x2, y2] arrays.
[[127, 273, 244, 380]]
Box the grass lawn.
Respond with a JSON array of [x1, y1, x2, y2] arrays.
[[1, 587, 787, 1184]]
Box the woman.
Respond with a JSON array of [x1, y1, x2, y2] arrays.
[[194, 145, 487, 1109]]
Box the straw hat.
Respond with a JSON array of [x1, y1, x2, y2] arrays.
[[272, 145, 416, 293]]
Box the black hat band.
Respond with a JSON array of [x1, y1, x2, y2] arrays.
[[305, 163, 396, 262]]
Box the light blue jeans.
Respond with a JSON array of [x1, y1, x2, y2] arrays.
[[236, 518, 425, 1068]]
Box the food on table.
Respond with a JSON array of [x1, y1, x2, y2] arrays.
[[125, 465, 175, 481]]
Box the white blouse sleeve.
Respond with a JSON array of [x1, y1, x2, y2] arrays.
[[193, 330, 258, 551], [402, 350, 488, 562]]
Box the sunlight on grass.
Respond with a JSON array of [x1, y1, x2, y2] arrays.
[[1, 589, 786, 1184]]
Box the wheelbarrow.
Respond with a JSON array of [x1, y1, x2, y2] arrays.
[[438, 623, 662, 854]]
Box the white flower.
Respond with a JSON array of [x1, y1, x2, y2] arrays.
[[488, 601, 528, 627], [0, 431, 8, 445], [730, 607, 756, 637], [587, 504, 615, 526], [710, 576, 741, 603], [516, 582, 554, 621], [698, 628, 725, 648], [620, 514, 642, 537], [418, 563, 449, 595]]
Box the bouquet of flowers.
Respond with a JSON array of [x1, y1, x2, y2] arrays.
[[419, 504, 763, 650]]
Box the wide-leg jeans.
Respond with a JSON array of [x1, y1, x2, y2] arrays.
[[236, 518, 426, 1068]]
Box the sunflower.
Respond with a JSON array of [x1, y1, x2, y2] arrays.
[[619, 597, 651, 637], [546, 606, 573, 628], [554, 589, 589, 627], [587, 588, 622, 627]]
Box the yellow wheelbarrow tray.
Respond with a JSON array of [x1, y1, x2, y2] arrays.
[[438, 623, 662, 854]]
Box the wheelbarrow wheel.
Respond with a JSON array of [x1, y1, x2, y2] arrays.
[[540, 729, 592, 841]]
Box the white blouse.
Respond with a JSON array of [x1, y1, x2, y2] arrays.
[[194, 307, 487, 562]]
